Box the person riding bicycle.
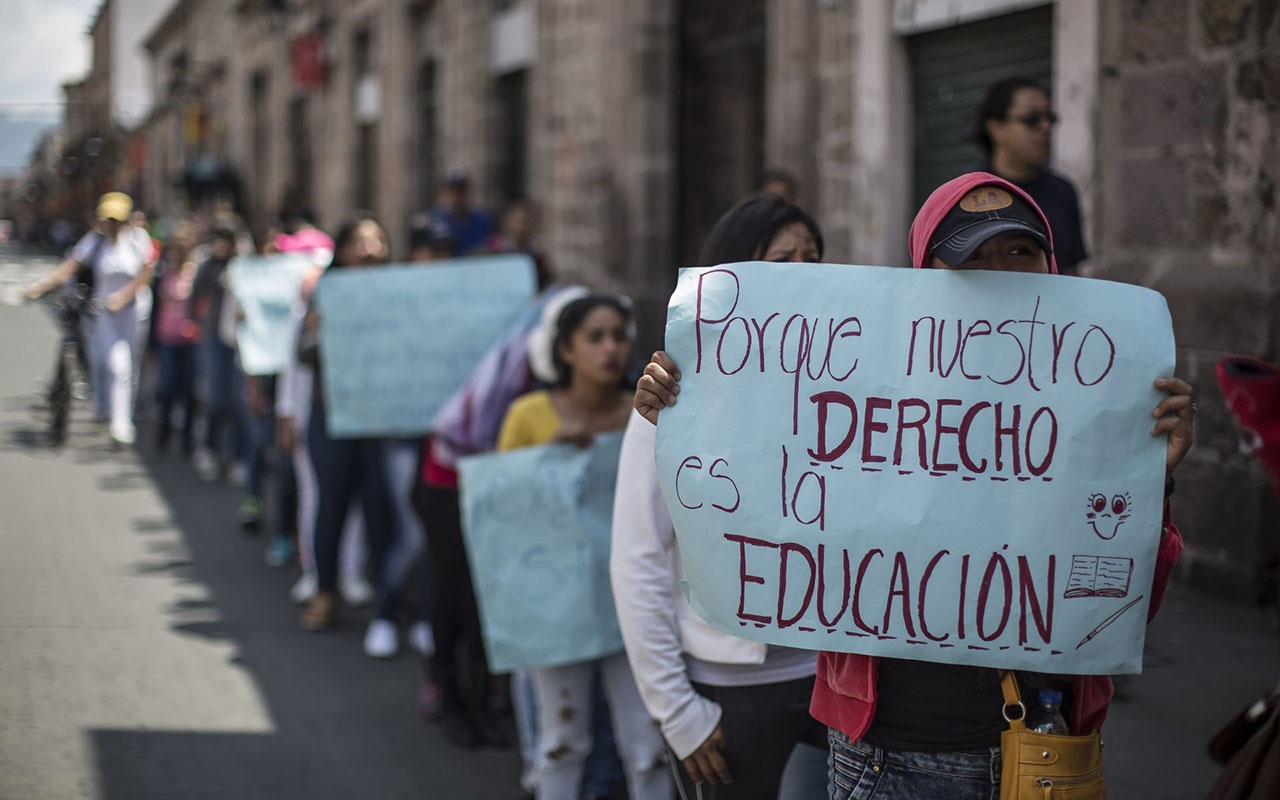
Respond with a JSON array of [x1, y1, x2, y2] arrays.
[[26, 192, 155, 446]]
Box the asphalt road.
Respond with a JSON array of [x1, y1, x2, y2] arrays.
[[0, 245, 522, 800]]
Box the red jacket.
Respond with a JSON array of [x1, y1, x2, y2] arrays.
[[811, 173, 1186, 740]]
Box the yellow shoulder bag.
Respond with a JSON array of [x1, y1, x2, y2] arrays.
[[1000, 671, 1106, 799]]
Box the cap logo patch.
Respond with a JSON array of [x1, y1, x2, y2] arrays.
[[959, 187, 1014, 213]]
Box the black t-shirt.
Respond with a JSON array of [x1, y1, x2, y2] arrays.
[[981, 162, 1088, 274], [863, 659, 1073, 752]]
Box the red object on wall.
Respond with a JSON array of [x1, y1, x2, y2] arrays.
[[130, 135, 147, 168], [292, 33, 327, 90]]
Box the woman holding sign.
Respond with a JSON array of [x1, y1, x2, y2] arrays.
[[633, 174, 1193, 798], [496, 294, 672, 800], [613, 194, 831, 800]]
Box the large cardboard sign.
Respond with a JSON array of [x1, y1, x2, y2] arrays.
[[316, 255, 535, 437], [656, 263, 1175, 675], [459, 434, 625, 673]]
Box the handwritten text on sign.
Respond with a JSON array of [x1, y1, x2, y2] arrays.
[[459, 434, 625, 673], [655, 263, 1175, 674], [316, 255, 535, 437], [227, 253, 312, 376]]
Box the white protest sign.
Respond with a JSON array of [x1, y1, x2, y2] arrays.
[[315, 255, 536, 437], [656, 263, 1175, 675], [459, 434, 625, 673], [227, 253, 312, 375]]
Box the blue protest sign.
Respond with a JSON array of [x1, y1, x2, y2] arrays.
[[656, 263, 1175, 675], [458, 433, 625, 673], [315, 255, 536, 437], [227, 254, 312, 376]]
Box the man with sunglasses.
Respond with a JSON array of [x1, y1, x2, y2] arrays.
[[972, 75, 1088, 273]]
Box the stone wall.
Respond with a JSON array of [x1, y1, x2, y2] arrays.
[[529, 0, 677, 353], [1096, 0, 1280, 600], [813, 0, 857, 262]]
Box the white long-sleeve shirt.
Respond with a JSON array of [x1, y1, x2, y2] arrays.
[[609, 411, 814, 759]]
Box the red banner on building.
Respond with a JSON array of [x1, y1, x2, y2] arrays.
[[292, 33, 327, 90]]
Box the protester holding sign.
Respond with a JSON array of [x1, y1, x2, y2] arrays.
[[634, 173, 1192, 797], [493, 294, 670, 800], [413, 285, 583, 756], [613, 195, 829, 800], [276, 268, 372, 604], [296, 218, 397, 632]]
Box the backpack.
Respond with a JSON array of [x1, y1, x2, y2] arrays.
[[75, 231, 106, 292]]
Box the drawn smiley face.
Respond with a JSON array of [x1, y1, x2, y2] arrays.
[[1086, 492, 1132, 540]]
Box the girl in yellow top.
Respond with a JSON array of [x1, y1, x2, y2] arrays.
[[496, 295, 672, 800]]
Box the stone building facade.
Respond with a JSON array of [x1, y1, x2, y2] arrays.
[[129, 0, 1278, 600], [1096, 0, 1280, 599]]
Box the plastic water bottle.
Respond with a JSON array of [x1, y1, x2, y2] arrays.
[[1027, 689, 1069, 734]]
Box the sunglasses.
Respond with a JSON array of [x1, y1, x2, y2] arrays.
[[1007, 111, 1059, 128]]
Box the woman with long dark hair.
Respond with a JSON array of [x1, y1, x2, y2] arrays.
[[612, 194, 830, 800], [631, 178, 1192, 798], [296, 217, 396, 632], [497, 293, 671, 800]]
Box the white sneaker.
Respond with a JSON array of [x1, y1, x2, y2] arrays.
[[290, 571, 318, 604], [192, 449, 218, 481], [408, 620, 435, 656], [227, 462, 248, 489], [339, 574, 374, 607], [109, 422, 135, 447], [363, 618, 399, 659]]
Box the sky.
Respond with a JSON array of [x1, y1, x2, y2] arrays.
[[0, 0, 100, 122], [0, 0, 100, 170]]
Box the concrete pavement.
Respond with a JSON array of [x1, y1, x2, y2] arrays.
[[0, 245, 1275, 799]]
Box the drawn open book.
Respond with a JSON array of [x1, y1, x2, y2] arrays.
[[1065, 555, 1133, 598]]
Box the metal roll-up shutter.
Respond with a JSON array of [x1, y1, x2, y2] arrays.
[[908, 5, 1054, 210]]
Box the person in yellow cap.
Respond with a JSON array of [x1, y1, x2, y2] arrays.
[[26, 192, 156, 446]]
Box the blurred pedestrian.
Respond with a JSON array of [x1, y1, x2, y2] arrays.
[[973, 76, 1088, 273], [191, 227, 247, 481], [487, 198, 552, 290], [617, 195, 829, 800], [151, 220, 201, 454], [408, 217, 454, 263], [26, 192, 154, 446], [428, 172, 493, 256], [260, 210, 334, 566], [274, 208, 335, 268], [296, 217, 396, 632]]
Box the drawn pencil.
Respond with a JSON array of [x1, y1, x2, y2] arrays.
[[1075, 595, 1145, 650]]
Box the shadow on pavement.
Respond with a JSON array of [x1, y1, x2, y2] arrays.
[[85, 427, 523, 800]]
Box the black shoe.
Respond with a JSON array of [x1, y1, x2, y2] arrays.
[[441, 712, 484, 750]]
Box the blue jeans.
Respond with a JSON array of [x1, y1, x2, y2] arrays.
[[201, 338, 246, 463], [827, 730, 1000, 800], [155, 344, 197, 451], [243, 375, 277, 498]]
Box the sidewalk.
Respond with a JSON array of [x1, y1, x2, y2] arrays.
[[1104, 583, 1277, 799]]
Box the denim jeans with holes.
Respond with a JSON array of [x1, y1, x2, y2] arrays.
[[827, 729, 1000, 800]]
